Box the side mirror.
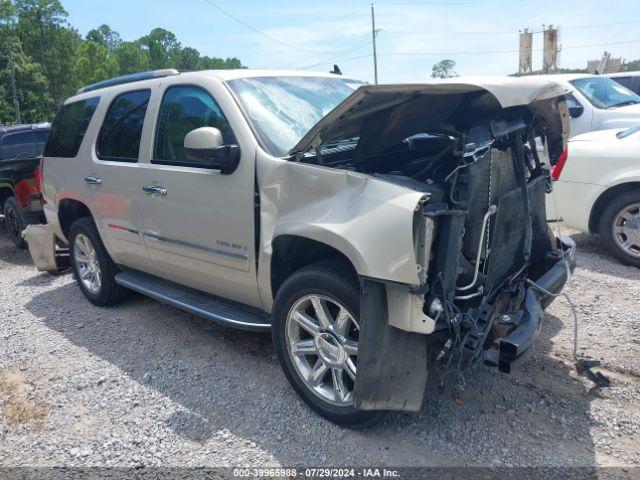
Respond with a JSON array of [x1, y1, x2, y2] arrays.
[[184, 127, 240, 174], [568, 104, 584, 119]]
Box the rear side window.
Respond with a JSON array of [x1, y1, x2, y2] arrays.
[[44, 97, 99, 158], [612, 76, 633, 90], [153, 85, 235, 165], [97, 90, 151, 162], [0, 132, 38, 160]]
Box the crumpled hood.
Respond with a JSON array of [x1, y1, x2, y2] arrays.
[[289, 77, 570, 156]]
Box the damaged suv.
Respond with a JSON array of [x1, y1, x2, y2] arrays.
[[26, 70, 575, 427]]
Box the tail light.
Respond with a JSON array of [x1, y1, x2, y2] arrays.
[[35, 157, 46, 203], [551, 146, 568, 181]]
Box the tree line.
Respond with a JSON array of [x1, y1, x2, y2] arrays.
[[0, 0, 244, 125]]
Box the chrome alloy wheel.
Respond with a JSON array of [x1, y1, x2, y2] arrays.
[[612, 202, 640, 259], [285, 294, 359, 407], [73, 233, 102, 294]]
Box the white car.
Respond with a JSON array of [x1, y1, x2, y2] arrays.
[[536, 74, 640, 137], [547, 125, 640, 267]]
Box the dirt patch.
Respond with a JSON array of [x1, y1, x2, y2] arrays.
[[0, 368, 49, 427]]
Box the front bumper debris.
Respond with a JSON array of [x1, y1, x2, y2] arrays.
[[23, 223, 69, 272], [495, 235, 576, 373]]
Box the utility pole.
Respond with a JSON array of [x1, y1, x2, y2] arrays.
[[371, 3, 379, 84], [8, 48, 21, 124]]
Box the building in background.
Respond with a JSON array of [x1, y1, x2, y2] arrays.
[[587, 52, 622, 74]]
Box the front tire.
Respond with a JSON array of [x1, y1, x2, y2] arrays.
[[599, 191, 640, 268], [3, 197, 28, 249], [272, 260, 384, 428], [69, 217, 130, 306]]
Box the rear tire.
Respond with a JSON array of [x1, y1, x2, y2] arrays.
[[3, 197, 28, 249], [69, 217, 130, 306], [598, 191, 640, 268], [272, 259, 384, 428]]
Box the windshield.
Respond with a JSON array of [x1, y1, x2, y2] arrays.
[[227, 76, 364, 156], [570, 77, 640, 109]]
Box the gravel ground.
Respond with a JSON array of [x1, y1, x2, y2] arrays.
[[0, 218, 639, 468]]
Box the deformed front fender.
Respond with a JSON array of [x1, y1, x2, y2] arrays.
[[256, 150, 427, 309]]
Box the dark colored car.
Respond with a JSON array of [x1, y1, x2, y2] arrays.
[[0, 123, 50, 248]]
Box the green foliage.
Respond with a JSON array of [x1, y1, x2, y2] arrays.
[[622, 60, 640, 72], [0, 0, 246, 125], [86, 24, 121, 51], [75, 40, 118, 85], [554, 67, 589, 74], [115, 41, 150, 74], [431, 59, 457, 79], [139, 27, 181, 69]]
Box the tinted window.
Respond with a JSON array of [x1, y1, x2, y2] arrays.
[[45, 97, 99, 158], [32, 129, 50, 156], [97, 90, 151, 162], [613, 76, 631, 87], [154, 85, 235, 165], [612, 76, 640, 95], [0, 132, 38, 160]]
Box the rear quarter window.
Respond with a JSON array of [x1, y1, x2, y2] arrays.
[[44, 97, 100, 158]]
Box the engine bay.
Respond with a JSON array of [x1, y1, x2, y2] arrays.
[[297, 103, 568, 381]]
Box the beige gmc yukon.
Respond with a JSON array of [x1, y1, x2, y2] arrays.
[[26, 69, 576, 427]]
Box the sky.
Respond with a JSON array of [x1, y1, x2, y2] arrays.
[[62, 0, 640, 83]]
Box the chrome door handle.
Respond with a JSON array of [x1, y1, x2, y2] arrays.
[[84, 175, 102, 185], [142, 184, 167, 196]]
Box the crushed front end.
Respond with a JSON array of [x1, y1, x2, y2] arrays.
[[286, 79, 573, 411], [419, 128, 576, 377]]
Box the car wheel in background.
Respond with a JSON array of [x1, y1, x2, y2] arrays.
[[599, 191, 640, 268], [3, 197, 28, 249], [271, 259, 384, 428], [69, 217, 130, 306]]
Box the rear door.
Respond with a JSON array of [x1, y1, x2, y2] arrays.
[[88, 88, 154, 272], [136, 79, 261, 308]]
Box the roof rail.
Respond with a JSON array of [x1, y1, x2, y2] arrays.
[[77, 69, 180, 94]]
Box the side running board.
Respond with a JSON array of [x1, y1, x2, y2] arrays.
[[115, 270, 271, 332]]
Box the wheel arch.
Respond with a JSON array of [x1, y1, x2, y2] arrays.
[[58, 198, 93, 239], [589, 182, 640, 233], [270, 235, 359, 300], [0, 185, 15, 211]]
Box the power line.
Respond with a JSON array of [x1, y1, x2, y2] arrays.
[[379, 39, 640, 57], [376, 0, 523, 5], [298, 39, 373, 70], [382, 19, 640, 36], [200, 0, 362, 54]]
